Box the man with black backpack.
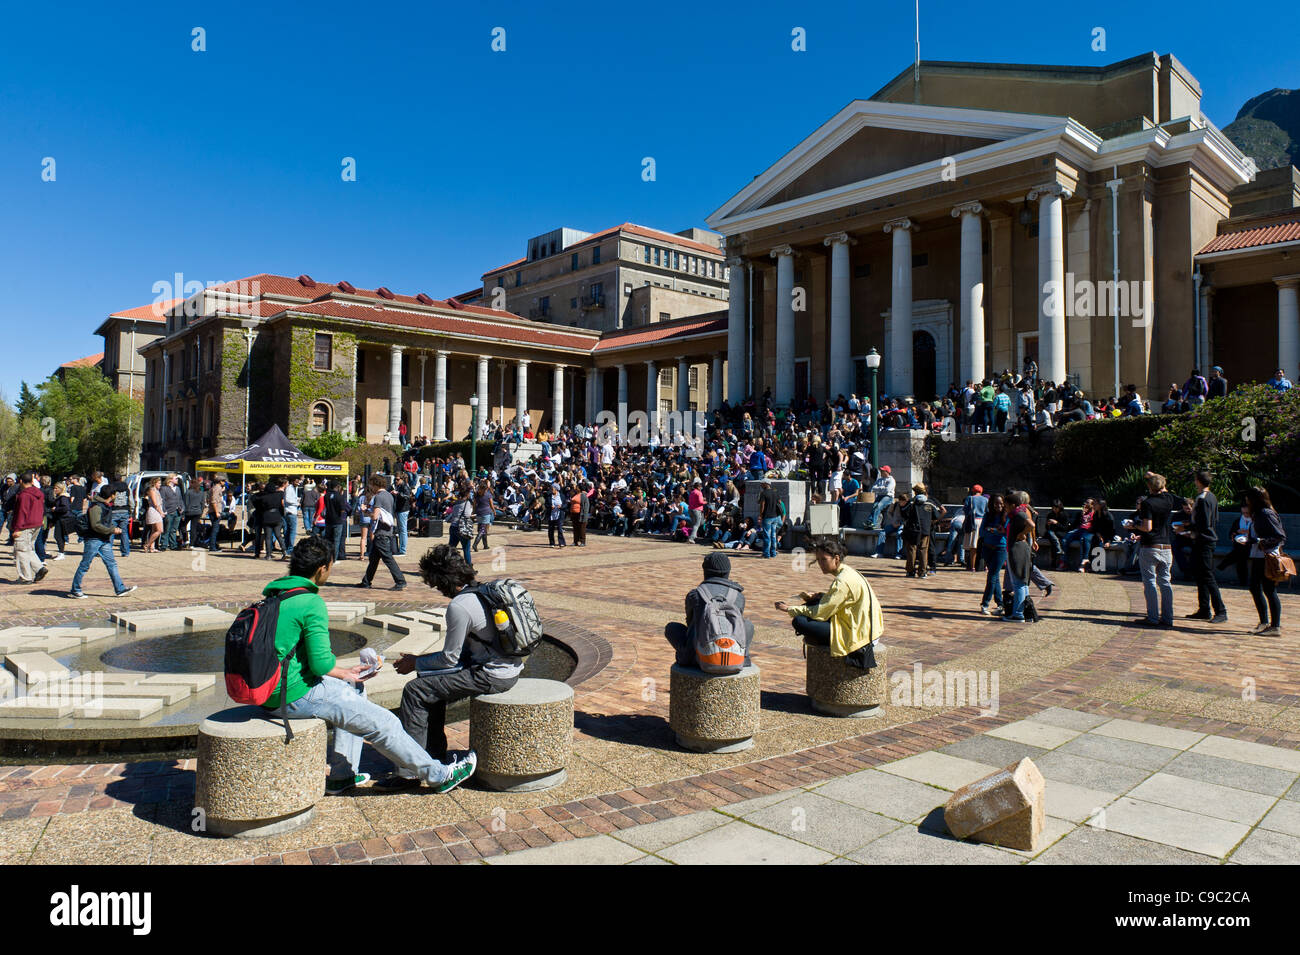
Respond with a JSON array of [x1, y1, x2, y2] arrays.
[[663, 552, 753, 671], [69, 485, 137, 598], [247, 535, 476, 795], [377, 543, 525, 790], [106, 476, 131, 557]]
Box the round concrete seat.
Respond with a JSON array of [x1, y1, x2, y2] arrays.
[[194, 705, 327, 838], [669, 663, 761, 753], [469, 678, 573, 792], [805, 642, 888, 718]]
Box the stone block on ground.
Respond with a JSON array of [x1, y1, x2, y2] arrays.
[[184, 609, 235, 628], [362, 614, 407, 630], [0, 636, 44, 654], [94, 683, 193, 706], [140, 672, 216, 691], [0, 669, 14, 701], [72, 697, 164, 720], [943, 757, 1046, 852], [669, 664, 761, 753], [3, 651, 71, 690], [805, 642, 888, 717], [72, 627, 119, 644], [470, 678, 573, 792], [29, 636, 83, 655], [196, 705, 327, 838], [384, 632, 443, 657]]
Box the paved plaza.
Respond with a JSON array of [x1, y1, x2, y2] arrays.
[[0, 527, 1296, 865]]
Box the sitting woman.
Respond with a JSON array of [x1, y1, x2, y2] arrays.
[[775, 536, 883, 670]]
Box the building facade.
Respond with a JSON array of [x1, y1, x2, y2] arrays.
[[707, 53, 1295, 405]]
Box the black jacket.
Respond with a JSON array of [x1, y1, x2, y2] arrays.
[[1191, 491, 1218, 544]]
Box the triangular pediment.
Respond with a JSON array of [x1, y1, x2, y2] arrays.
[[709, 100, 1070, 226], [761, 124, 999, 208]]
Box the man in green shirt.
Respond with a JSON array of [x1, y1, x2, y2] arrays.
[[268, 535, 476, 794]]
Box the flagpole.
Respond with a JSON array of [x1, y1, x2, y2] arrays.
[[913, 0, 921, 103]]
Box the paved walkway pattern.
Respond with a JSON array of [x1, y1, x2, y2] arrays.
[[0, 527, 1295, 864]]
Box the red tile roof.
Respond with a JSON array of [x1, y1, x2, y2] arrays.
[[1199, 217, 1300, 254], [108, 298, 181, 322], [279, 300, 598, 351], [482, 224, 722, 276], [594, 313, 727, 351], [61, 352, 104, 369]]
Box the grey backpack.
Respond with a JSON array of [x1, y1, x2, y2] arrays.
[[692, 583, 747, 674]]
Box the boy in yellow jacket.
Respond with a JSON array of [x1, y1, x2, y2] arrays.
[[776, 536, 883, 669]]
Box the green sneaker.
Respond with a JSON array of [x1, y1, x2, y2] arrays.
[[434, 751, 477, 794], [325, 773, 371, 795]]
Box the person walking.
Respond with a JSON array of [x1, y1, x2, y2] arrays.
[[106, 476, 132, 556], [978, 494, 1008, 614], [1183, 470, 1227, 624], [1130, 472, 1177, 628], [1244, 486, 1287, 634], [447, 480, 474, 565], [141, 477, 164, 553], [49, 481, 72, 560], [69, 485, 136, 598], [11, 473, 48, 584], [471, 479, 494, 553], [357, 476, 406, 590]]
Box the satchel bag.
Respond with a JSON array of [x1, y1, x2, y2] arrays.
[[1265, 551, 1296, 584]]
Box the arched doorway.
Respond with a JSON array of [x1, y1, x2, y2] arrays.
[[913, 330, 937, 399]]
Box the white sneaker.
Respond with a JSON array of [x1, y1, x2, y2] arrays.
[[52, 553, 65, 561], [114, 585, 138, 596]]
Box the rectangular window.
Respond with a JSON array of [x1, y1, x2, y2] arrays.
[[540, 296, 550, 315], [659, 311, 670, 323], [653, 248, 660, 266], [314, 333, 332, 370], [689, 367, 699, 388], [356, 348, 365, 383], [571, 252, 579, 270], [644, 245, 651, 264], [592, 245, 600, 265], [660, 368, 672, 386], [515, 271, 522, 287], [570, 297, 578, 309]]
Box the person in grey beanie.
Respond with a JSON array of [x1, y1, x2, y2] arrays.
[[662, 552, 754, 668]]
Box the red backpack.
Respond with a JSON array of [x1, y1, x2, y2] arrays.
[[224, 587, 311, 740]]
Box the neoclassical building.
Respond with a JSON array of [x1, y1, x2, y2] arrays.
[[707, 52, 1297, 403], [135, 272, 728, 472]]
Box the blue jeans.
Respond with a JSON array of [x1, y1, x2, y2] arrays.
[[326, 524, 346, 561], [1139, 547, 1174, 624], [874, 524, 903, 557], [980, 542, 1007, 608], [71, 539, 127, 595], [111, 512, 130, 556], [450, 529, 471, 565], [283, 513, 299, 553], [282, 676, 452, 784], [761, 517, 782, 558], [1006, 567, 1029, 620], [945, 525, 964, 564], [35, 525, 49, 562], [1063, 528, 1093, 567], [395, 511, 409, 555], [868, 495, 893, 528]]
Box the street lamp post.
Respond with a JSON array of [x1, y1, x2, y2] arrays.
[[866, 348, 881, 474], [469, 394, 479, 476]]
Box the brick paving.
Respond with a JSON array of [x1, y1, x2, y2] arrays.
[[0, 527, 1294, 863]]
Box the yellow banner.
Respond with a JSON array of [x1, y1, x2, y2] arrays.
[[194, 460, 349, 475]]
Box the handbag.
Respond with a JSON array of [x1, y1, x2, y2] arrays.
[[1265, 551, 1296, 584]]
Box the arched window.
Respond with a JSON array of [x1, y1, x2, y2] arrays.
[[310, 402, 331, 437]]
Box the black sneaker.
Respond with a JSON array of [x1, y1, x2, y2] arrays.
[[34, 566, 48, 583], [325, 773, 371, 795], [1210, 612, 1228, 624], [356, 579, 372, 588], [1043, 583, 1054, 598], [1185, 611, 1211, 620], [372, 774, 421, 792]]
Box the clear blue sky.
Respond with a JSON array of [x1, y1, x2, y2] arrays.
[[1, 0, 1295, 401]]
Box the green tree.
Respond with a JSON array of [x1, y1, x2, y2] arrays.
[[15, 382, 39, 420], [0, 398, 49, 474], [36, 368, 142, 476]]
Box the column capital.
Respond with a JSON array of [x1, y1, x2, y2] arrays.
[[644, 359, 657, 367], [517, 358, 531, 366], [1028, 182, 1073, 202], [769, 244, 794, 259], [1274, 274, 1300, 289], [433, 349, 447, 358], [477, 354, 489, 365], [725, 255, 745, 268], [950, 201, 984, 218], [883, 217, 915, 234], [823, 231, 856, 247], [390, 343, 404, 354]]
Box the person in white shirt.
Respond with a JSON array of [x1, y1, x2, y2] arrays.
[[866, 466, 896, 528], [283, 477, 301, 553]]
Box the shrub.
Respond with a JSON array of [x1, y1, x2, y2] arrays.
[[298, 430, 365, 460], [1049, 415, 1163, 490]]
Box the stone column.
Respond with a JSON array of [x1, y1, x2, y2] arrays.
[[616, 363, 628, 413], [770, 245, 795, 405], [710, 353, 724, 411], [432, 350, 448, 442], [476, 356, 489, 435], [726, 256, 746, 404], [645, 359, 658, 435], [884, 218, 915, 396], [515, 359, 529, 427], [1029, 183, 1072, 384], [417, 351, 428, 438], [552, 364, 565, 431], [387, 344, 403, 441], [676, 357, 690, 410], [593, 365, 605, 416], [1278, 276, 1300, 380], [952, 202, 986, 385], [824, 232, 855, 399]]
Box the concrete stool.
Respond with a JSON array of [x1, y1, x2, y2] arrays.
[[469, 678, 573, 792], [805, 642, 887, 717], [669, 663, 761, 753], [195, 705, 327, 838]]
